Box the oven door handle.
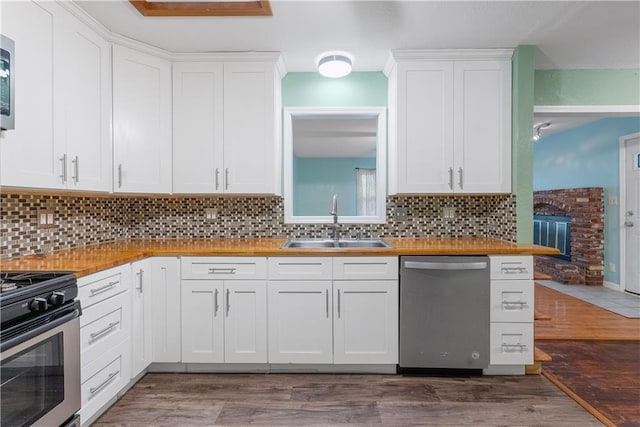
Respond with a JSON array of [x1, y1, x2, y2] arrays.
[[0, 306, 81, 353]]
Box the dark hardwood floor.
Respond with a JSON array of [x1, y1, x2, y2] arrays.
[[94, 373, 600, 426], [535, 283, 640, 426]]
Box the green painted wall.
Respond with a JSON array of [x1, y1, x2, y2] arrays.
[[512, 46, 536, 243], [535, 69, 640, 105], [282, 72, 388, 107]]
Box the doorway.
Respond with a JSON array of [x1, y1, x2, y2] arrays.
[[620, 132, 640, 294]]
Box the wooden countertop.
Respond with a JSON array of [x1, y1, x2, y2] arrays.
[[0, 238, 558, 277]]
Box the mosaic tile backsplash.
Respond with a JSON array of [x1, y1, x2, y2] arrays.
[[1, 193, 516, 259]]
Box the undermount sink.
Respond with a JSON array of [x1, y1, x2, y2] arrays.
[[282, 238, 393, 249]]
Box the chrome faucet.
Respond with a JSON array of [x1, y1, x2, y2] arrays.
[[329, 194, 340, 240]]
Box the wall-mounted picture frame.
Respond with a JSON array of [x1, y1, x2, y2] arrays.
[[1, 34, 15, 130]]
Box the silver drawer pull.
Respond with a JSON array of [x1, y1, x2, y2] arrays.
[[208, 267, 236, 274], [500, 266, 527, 273], [89, 281, 118, 296], [502, 300, 528, 308], [89, 371, 119, 397], [89, 321, 120, 342], [502, 343, 527, 353]]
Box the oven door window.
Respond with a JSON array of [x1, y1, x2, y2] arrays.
[[1, 332, 65, 427]]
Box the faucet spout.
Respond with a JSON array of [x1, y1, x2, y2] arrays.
[[329, 194, 339, 240]]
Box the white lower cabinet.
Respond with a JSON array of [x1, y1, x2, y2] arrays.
[[267, 256, 399, 365], [180, 257, 268, 363], [150, 257, 181, 363], [488, 255, 534, 368], [78, 265, 131, 425], [333, 280, 398, 364], [267, 280, 334, 364], [130, 259, 153, 378]]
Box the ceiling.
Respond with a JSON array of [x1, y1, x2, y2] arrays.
[[75, 0, 640, 72]]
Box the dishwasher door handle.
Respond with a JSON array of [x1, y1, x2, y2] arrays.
[[404, 261, 487, 270]]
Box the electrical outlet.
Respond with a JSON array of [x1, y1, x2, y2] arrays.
[[609, 262, 616, 273], [442, 207, 456, 219], [394, 207, 407, 220], [37, 210, 55, 227], [608, 196, 618, 205], [204, 208, 218, 220]]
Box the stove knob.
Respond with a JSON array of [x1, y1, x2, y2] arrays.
[[48, 292, 65, 306], [29, 297, 49, 312]]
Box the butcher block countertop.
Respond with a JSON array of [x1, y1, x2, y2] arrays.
[[0, 238, 558, 278]]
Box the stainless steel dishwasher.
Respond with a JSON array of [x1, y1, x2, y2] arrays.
[[399, 256, 490, 372]]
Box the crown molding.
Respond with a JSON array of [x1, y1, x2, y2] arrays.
[[389, 48, 514, 62]]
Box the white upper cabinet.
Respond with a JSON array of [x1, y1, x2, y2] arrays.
[[55, 11, 112, 191], [0, 2, 111, 191], [172, 62, 224, 193], [113, 45, 172, 193], [387, 50, 512, 194], [172, 59, 282, 194]]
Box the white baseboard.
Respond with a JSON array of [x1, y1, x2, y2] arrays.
[[603, 280, 621, 291]]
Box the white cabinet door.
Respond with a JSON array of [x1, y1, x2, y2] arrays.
[[392, 61, 454, 194], [333, 281, 398, 364], [181, 280, 224, 363], [0, 1, 60, 189], [267, 281, 333, 364], [150, 257, 181, 363], [130, 259, 153, 377], [223, 62, 276, 194], [172, 62, 224, 193], [453, 60, 511, 193], [113, 45, 172, 193], [224, 281, 267, 363], [57, 14, 111, 192]]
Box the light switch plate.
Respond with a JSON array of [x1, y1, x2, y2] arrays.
[[442, 207, 456, 219], [204, 208, 218, 220]]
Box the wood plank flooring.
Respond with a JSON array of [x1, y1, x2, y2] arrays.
[[535, 284, 640, 341], [94, 373, 600, 426]]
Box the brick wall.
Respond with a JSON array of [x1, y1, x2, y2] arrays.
[[534, 188, 604, 285]]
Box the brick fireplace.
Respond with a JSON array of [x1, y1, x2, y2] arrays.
[[533, 188, 605, 285]]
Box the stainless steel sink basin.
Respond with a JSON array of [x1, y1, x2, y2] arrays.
[[282, 238, 393, 249]]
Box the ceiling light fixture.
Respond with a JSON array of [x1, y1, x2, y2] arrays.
[[532, 122, 552, 141], [317, 51, 353, 78]]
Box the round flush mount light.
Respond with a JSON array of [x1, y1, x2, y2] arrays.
[[316, 51, 354, 78]]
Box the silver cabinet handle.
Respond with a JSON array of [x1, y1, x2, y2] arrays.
[[624, 221, 634, 227], [404, 261, 487, 270], [71, 156, 79, 184], [89, 281, 118, 296], [89, 371, 119, 397], [501, 266, 528, 274], [502, 343, 528, 353], [59, 154, 67, 183], [136, 269, 143, 293], [208, 267, 236, 274], [448, 167, 453, 190], [502, 300, 528, 308], [325, 289, 329, 318], [215, 168, 220, 190], [214, 288, 219, 316], [225, 168, 229, 190], [458, 167, 463, 190], [226, 288, 230, 317], [89, 321, 120, 342], [117, 164, 123, 188], [337, 289, 341, 318]]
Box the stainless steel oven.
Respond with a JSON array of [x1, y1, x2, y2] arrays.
[[1, 272, 81, 427]]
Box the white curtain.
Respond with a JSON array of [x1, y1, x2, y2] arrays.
[[356, 168, 376, 216]]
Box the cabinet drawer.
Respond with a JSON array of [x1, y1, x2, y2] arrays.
[[181, 257, 267, 280], [489, 256, 533, 280], [489, 322, 533, 365], [78, 265, 129, 309], [490, 280, 534, 323], [80, 340, 130, 424], [81, 291, 130, 364], [333, 257, 398, 280], [267, 257, 332, 280]]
